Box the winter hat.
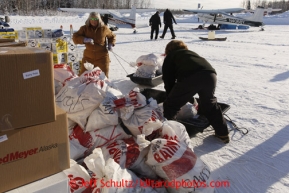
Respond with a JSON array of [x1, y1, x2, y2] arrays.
[[85, 12, 104, 27]]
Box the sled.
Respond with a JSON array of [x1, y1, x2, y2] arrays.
[[199, 37, 227, 41], [140, 88, 230, 137], [127, 73, 163, 87]]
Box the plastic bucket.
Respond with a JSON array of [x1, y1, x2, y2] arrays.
[[208, 31, 215, 39]]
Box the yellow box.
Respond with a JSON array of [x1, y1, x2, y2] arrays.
[[52, 39, 67, 53]]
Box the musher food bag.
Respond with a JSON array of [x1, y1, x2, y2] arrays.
[[63, 160, 93, 193], [84, 148, 159, 193], [146, 138, 214, 193], [101, 136, 158, 179]]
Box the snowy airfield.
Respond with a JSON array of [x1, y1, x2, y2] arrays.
[[7, 11, 289, 193]]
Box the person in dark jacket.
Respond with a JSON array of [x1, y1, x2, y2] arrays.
[[160, 9, 177, 39], [162, 40, 229, 143], [101, 14, 109, 25], [149, 11, 161, 40]]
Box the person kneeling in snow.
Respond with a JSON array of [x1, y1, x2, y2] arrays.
[[162, 40, 229, 143]]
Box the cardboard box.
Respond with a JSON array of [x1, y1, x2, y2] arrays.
[[52, 39, 67, 53], [67, 42, 77, 52], [39, 42, 52, 51], [42, 29, 52, 39], [6, 171, 69, 193], [53, 52, 67, 64], [0, 41, 26, 47], [0, 107, 70, 192], [26, 30, 37, 39], [23, 27, 42, 31], [0, 38, 15, 43], [68, 61, 81, 76], [0, 47, 55, 131], [26, 39, 39, 48], [15, 30, 27, 41]]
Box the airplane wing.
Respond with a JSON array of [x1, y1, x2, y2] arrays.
[[59, 8, 111, 14], [59, 8, 156, 14], [117, 8, 156, 13], [183, 8, 245, 14], [244, 8, 282, 13]]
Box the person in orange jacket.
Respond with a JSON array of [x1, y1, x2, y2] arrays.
[[73, 12, 116, 78]]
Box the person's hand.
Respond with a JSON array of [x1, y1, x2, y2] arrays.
[[83, 37, 93, 44], [108, 43, 114, 51]]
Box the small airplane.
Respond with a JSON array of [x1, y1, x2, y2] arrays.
[[245, 7, 282, 15], [59, 6, 156, 33], [184, 6, 266, 30]]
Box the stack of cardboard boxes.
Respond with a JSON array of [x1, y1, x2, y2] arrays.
[[16, 26, 82, 75], [0, 47, 70, 192], [1, 26, 82, 75], [0, 38, 26, 47]]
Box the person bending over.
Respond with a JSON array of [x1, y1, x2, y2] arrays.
[[73, 12, 116, 78], [162, 40, 229, 143]]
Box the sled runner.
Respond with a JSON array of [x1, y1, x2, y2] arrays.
[[199, 37, 227, 41]]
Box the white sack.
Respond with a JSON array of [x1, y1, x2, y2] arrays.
[[146, 139, 213, 193], [69, 139, 88, 161], [85, 105, 119, 132], [54, 79, 64, 95], [122, 106, 163, 137], [69, 124, 130, 160], [55, 67, 109, 128], [160, 120, 194, 150], [136, 53, 163, 67], [54, 64, 77, 84], [84, 149, 159, 193], [85, 86, 123, 132], [131, 53, 164, 78], [63, 159, 92, 193], [101, 136, 158, 179], [176, 102, 198, 121], [116, 88, 148, 120], [134, 65, 158, 78]]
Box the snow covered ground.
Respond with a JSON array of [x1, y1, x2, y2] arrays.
[[4, 10, 289, 193]]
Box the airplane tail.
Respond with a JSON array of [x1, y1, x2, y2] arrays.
[[245, 6, 265, 22], [128, 6, 136, 28]]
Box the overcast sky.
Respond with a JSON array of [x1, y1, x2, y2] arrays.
[[150, 0, 244, 9]]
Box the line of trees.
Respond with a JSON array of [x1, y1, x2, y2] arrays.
[[240, 0, 289, 12], [0, 0, 152, 16], [1, 0, 289, 16]]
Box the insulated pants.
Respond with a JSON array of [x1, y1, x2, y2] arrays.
[[150, 26, 159, 40], [163, 71, 228, 136], [161, 24, 175, 37], [80, 53, 110, 78]]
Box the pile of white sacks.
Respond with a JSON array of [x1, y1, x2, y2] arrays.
[[54, 62, 214, 193]]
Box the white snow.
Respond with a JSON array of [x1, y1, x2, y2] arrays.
[[3, 10, 289, 193]]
